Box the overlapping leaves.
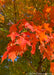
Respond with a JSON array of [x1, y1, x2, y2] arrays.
[[1, 3, 54, 74]]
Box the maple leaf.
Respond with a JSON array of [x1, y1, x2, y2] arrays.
[[8, 51, 17, 62], [50, 62, 54, 73], [24, 22, 34, 32], [1, 51, 8, 63], [39, 32, 48, 43], [46, 7, 51, 13], [7, 41, 15, 48], [39, 44, 44, 54], [31, 44, 36, 55], [21, 32, 31, 37], [43, 23, 52, 32], [51, 54, 54, 61], [43, 46, 53, 60], [9, 24, 17, 33], [7, 32, 19, 42], [15, 36, 31, 50]]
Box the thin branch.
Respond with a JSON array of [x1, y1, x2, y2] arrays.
[[24, 56, 37, 73], [37, 54, 43, 72], [14, 0, 17, 24]]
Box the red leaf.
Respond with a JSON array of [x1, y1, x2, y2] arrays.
[[50, 62, 54, 73], [1, 51, 8, 63], [8, 51, 17, 62], [15, 36, 31, 50], [25, 22, 34, 32], [31, 44, 36, 55], [7, 32, 19, 42], [9, 24, 17, 33]]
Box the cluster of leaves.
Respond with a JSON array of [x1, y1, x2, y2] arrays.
[[1, 5, 54, 74], [0, 0, 5, 23], [0, 0, 5, 6], [0, 14, 4, 23], [0, 0, 54, 74]]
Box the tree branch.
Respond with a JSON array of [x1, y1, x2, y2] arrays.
[[14, 0, 17, 24], [24, 56, 37, 73]]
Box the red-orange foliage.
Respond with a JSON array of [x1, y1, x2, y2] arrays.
[[1, 3, 54, 74], [0, 0, 5, 6]]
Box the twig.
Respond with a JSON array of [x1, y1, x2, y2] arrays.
[[14, 0, 17, 24]]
